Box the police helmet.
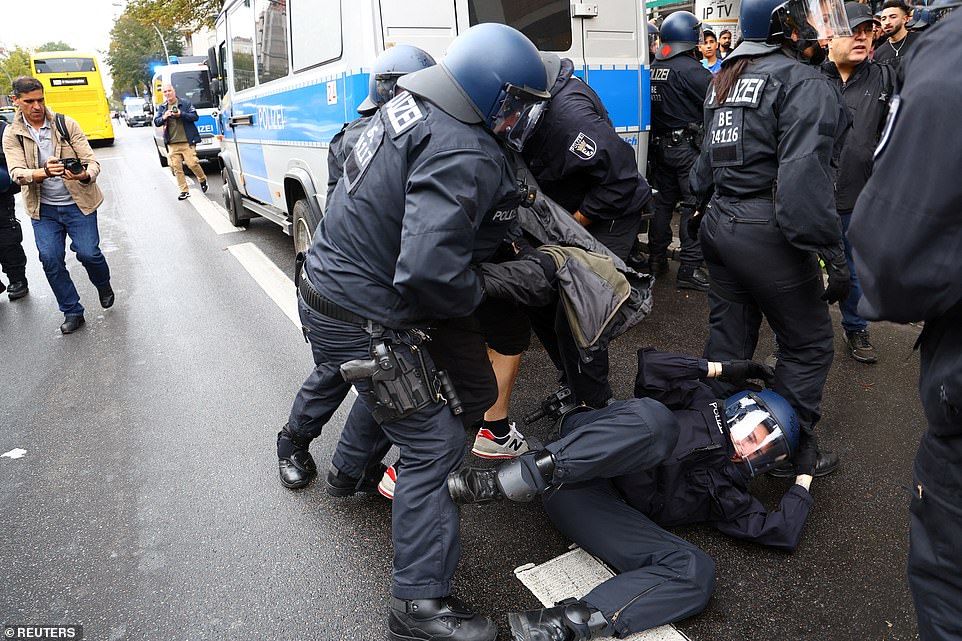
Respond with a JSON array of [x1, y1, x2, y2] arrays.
[[906, 6, 935, 30], [357, 45, 436, 114], [738, 0, 851, 43], [656, 11, 703, 60], [398, 23, 551, 150], [724, 390, 800, 478]]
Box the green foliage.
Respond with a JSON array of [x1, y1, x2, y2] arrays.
[[36, 41, 75, 52], [127, 0, 223, 31], [106, 13, 185, 101], [0, 46, 33, 96]]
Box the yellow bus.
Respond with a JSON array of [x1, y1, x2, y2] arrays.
[[30, 51, 114, 146]]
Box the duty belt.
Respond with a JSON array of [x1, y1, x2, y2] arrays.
[[717, 186, 775, 200], [653, 128, 693, 147], [298, 275, 370, 327]]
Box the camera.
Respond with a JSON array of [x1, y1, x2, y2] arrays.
[[63, 157, 85, 175], [170, 104, 179, 114]]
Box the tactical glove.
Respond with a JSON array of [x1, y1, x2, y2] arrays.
[[819, 252, 851, 304], [718, 360, 776, 388], [516, 244, 558, 282]]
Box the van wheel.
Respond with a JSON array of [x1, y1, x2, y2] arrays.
[[292, 198, 320, 255], [222, 166, 250, 227], [156, 142, 169, 167]]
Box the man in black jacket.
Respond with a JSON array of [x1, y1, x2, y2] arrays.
[[449, 348, 812, 640], [821, 2, 896, 364], [875, 0, 919, 63], [849, 10, 962, 639]]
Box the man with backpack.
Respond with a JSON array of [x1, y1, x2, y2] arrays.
[[2, 76, 114, 334]]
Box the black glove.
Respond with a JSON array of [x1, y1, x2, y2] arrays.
[[718, 360, 776, 388], [477, 261, 555, 307], [819, 253, 851, 304], [516, 244, 558, 282]]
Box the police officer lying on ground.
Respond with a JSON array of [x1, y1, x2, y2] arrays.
[[449, 348, 812, 641], [277, 24, 551, 641]]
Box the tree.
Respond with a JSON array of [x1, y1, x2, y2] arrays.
[[37, 41, 75, 52], [106, 13, 185, 101], [0, 46, 33, 97], [127, 0, 223, 31]]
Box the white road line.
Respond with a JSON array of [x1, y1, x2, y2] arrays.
[[227, 242, 300, 326], [166, 173, 244, 234]]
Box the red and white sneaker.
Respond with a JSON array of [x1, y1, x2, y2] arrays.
[[378, 465, 397, 500], [471, 422, 529, 459]]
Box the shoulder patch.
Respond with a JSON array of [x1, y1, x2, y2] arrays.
[[569, 132, 597, 160], [383, 92, 424, 138], [874, 94, 900, 160], [344, 117, 385, 194]]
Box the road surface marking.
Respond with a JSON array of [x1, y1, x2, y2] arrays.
[[1, 448, 27, 460], [166, 173, 244, 234], [227, 242, 299, 326]]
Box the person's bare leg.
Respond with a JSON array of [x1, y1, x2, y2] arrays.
[[484, 348, 522, 423], [472, 348, 528, 459]]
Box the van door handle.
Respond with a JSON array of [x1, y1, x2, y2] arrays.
[[229, 113, 254, 127]]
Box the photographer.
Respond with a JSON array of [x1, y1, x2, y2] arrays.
[[2, 76, 114, 334], [154, 83, 207, 200]]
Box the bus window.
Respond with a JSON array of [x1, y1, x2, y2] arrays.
[[33, 57, 97, 73], [255, 0, 289, 83], [291, 0, 342, 72], [467, 0, 572, 51], [171, 70, 215, 109], [229, 0, 257, 91]]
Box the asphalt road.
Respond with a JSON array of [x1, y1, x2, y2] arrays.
[[0, 123, 925, 641]]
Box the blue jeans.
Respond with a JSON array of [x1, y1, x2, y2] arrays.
[[32, 203, 111, 315], [839, 211, 867, 333]]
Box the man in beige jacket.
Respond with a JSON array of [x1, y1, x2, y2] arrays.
[[1, 76, 114, 334]]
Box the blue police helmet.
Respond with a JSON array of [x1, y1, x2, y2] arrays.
[[906, 6, 934, 30], [358, 45, 436, 114], [738, 0, 791, 41], [656, 11, 702, 60], [648, 22, 659, 38], [397, 23, 551, 127], [724, 390, 800, 478]]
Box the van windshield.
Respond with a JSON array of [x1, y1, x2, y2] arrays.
[[171, 70, 214, 109]]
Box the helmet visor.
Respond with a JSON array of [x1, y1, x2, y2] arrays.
[[490, 84, 548, 152], [784, 0, 853, 40], [374, 73, 403, 106], [727, 395, 793, 477]]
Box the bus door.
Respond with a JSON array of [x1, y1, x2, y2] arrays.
[[577, 1, 649, 168]]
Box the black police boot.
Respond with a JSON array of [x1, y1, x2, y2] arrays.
[[768, 449, 840, 478], [7, 280, 28, 300], [648, 254, 668, 276], [324, 463, 387, 497], [448, 451, 554, 505], [277, 426, 317, 490], [676, 265, 709, 292], [508, 601, 608, 641], [388, 596, 497, 641]]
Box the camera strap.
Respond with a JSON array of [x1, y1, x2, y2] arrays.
[[53, 113, 80, 160]]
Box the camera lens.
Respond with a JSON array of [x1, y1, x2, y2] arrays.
[[64, 158, 83, 174]]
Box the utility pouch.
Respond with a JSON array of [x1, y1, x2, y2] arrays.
[[294, 251, 306, 287]]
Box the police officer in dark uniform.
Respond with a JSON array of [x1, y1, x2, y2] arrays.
[[849, 9, 962, 638], [0, 118, 29, 301], [690, 0, 852, 478], [449, 348, 811, 641], [648, 10, 712, 290], [278, 24, 550, 641], [325, 45, 436, 207], [522, 53, 653, 409]]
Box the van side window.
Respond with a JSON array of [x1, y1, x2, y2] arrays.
[[467, 0, 571, 51], [229, 0, 257, 91], [255, 0, 290, 83], [291, 0, 343, 72]]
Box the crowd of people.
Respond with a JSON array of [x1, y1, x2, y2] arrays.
[[2, 0, 959, 639]]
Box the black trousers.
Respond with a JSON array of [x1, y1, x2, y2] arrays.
[[0, 201, 27, 285], [538, 400, 715, 636], [699, 195, 834, 444], [649, 142, 703, 266]]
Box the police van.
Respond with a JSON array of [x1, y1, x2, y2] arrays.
[[123, 97, 150, 127], [209, 0, 652, 250], [151, 61, 221, 168]]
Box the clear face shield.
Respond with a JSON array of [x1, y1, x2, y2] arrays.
[[726, 394, 793, 478], [490, 84, 549, 152], [781, 0, 853, 41]]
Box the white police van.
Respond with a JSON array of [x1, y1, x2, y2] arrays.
[[151, 61, 221, 167], [209, 0, 652, 249], [123, 97, 150, 127]]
